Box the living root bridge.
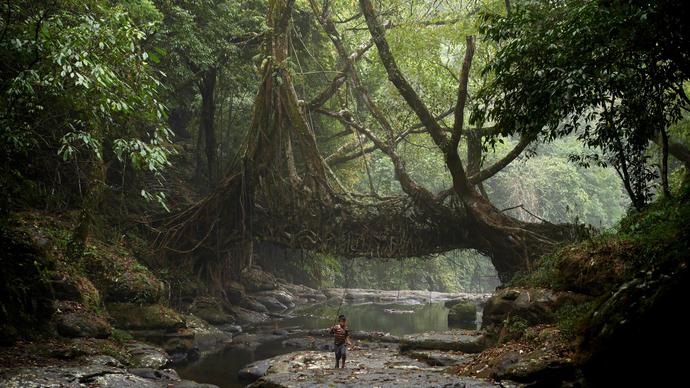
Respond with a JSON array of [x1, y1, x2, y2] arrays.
[[159, 0, 580, 285]]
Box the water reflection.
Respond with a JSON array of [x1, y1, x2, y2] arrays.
[[177, 302, 476, 388], [275, 302, 457, 335]]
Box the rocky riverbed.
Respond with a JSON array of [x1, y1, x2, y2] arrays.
[[0, 262, 496, 388]]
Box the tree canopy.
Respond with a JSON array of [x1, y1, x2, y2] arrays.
[[1, 0, 688, 284]]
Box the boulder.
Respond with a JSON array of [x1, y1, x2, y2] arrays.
[[189, 296, 235, 324], [238, 296, 270, 313], [49, 272, 101, 309], [185, 314, 232, 354], [400, 331, 488, 353], [56, 311, 111, 339], [238, 359, 272, 382], [448, 301, 477, 325], [124, 341, 171, 369], [129, 368, 180, 381], [107, 303, 186, 332], [240, 266, 278, 292], [226, 305, 269, 325], [85, 355, 124, 368], [404, 350, 472, 367], [482, 288, 589, 335], [83, 251, 164, 304], [488, 348, 576, 385], [263, 289, 297, 308], [252, 294, 287, 312]]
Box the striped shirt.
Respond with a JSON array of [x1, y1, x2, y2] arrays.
[[330, 324, 349, 346]]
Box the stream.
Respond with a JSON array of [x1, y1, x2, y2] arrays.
[[177, 301, 479, 388]]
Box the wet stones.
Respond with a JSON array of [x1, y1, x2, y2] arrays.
[[400, 331, 489, 354]]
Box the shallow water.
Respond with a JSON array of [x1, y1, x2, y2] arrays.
[[176, 301, 477, 387]]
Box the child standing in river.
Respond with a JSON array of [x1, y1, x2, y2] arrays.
[[330, 314, 351, 368]]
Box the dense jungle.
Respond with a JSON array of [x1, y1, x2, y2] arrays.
[[1, 0, 689, 387]]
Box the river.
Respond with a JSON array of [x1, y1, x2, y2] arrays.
[[176, 301, 478, 388]]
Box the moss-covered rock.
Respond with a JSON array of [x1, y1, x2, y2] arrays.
[[83, 245, 164, 304], [482, 287, 589, 341], [48, 272, 102, 311], [448, 301, 476, 325], [106, 303, 185, 332], [189, 296, 235, 324], [240, 266, 277, 292], [56, 311, 111, 339]]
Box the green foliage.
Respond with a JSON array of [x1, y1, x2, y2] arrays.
[[110, 328, 134, 343], [485, 137, 627, 227], [555, 300, 595, 340], [474, 0, 690, 209], [617, 184, 690, 268], [504, 315, 530, 338], [1, 0, 173, 210]]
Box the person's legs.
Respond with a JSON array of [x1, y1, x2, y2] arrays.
[[335, 345, 342, 368], [340, 345, 347, 368]]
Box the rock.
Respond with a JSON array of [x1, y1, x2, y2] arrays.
[[126, 327, 201, 366], [445, 297, 472, 308], [0, 354, 216, 388], [240, 266, 278, 292], [0, 365, 130, 387], [185, 314, 232, 354], [482, 288, 589, 337], [400, 331, 488, 353], [83, 251, 164, 304], [245, 349, 513, 388], [172, 380, 220, 388], [252, 294, 287, 312], [56, 311, 112, 339], [217, 323, 242, 334], [404, 350, 472, 367], [448, 301, 477, 325], [238, 359, 272, 382], [49, 346, 89, 360], [107, 303, 186, 332], [229, 333, 283, 350], [124, 341, 171, 369], [86, 373, 160, 387], [279, 283, 326, 304], [129, 368, 180, 381], [488, 348, 576, 385], [86, 355, 124, 368], [189, 296, 235, 324], [226, 305, 269, 325], [49, 272, 101, 308], [238, 296, 270, 313], [257, 289, 297, 308]]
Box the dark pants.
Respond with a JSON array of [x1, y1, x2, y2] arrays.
[[334, 343, 347, 367]]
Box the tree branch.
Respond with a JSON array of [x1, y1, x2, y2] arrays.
[[469, 135, 533, 184], [359, 0, 448, 150], [451, 36, 476, 154]]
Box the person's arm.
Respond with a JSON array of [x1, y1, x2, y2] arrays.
[[346, 330, 353, 346]]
